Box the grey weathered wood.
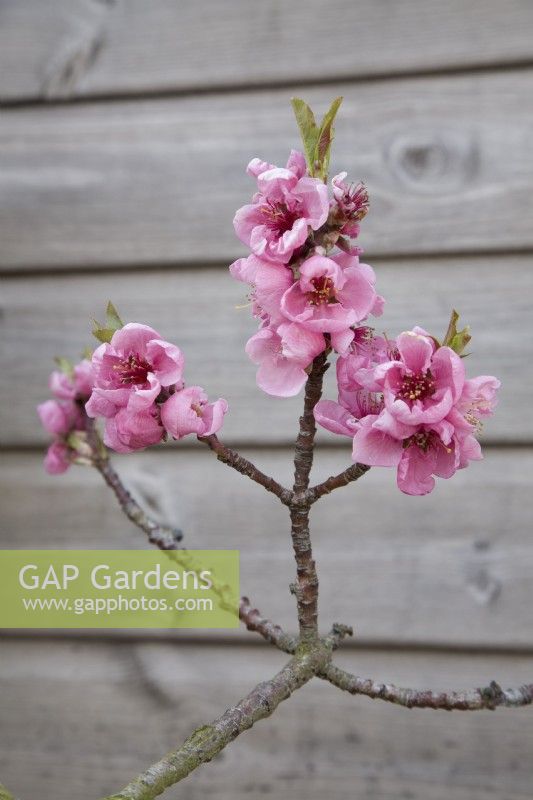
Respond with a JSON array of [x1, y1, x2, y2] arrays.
[[1, 448, 532, 648], [1, 255, 529, 447], [2, 71, 533, 268], [0, 640, 532, 799], [2, 1, 533, 102]]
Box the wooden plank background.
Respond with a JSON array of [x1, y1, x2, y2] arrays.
[[2, 71, 533, 269], [0, 3, 532, 799], [2, 1, 533, 102]]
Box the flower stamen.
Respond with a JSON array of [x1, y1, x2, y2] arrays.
[[397, 370, 435, 403], [113, 353, 152, 385], [308, 276, 336, 306]]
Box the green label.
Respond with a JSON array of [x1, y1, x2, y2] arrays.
[[0, 550, 239, 629]]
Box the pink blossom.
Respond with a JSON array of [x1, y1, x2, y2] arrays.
[[313, 330, 386, 437], [86, 323, 184, 420], [281, 253, 382, 334], [314, 325, 500, 495], [313, 399, 360, 437], [337, 328, 392, 404], [253, 259, 294, 326], [44, 441, 71, 475], [37, 399, 84, 436], [161, 387, 228, 440], [49, 359, 93, 400], [456, 375, 501, 422], [103, 406, 165, 454], [351, 419, 483, 496], [331, 172, 369, 236], [347, 328, 500, 495], [245, 323, 325, 397], [375, 331, 465, 429], [233, 150, 329, 264]]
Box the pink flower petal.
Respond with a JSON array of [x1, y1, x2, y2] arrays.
[[396, 331, 434, 374], [352, 416, 403, 467]]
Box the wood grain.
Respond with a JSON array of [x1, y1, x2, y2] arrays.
[[1, 256, 530, 447], [2, 1, 533, 102], [0, 640, 532, 800], [2, 71, 533, 268], [1, 448, 532, 648]]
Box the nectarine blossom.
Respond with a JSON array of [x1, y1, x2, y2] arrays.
[[231, 149, 383, 397], [245, 324, 325, 397], [330, 172, 369, 237], [37, 358, 94, 474], [49, 359, 93, 400], [233, 150, 329, 264], [86, 323, 184, 420], [315, 327, 500, 495], [161, 387, 228, 440], [281, 253, 382, 335]]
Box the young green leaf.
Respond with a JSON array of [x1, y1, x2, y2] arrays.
[[92, 301, 124, 343], [442, 309, 471, 355], [291, 96, 343, 181], [106, 301, 124, 331], [315, 96, 343, 181], [92, 321, 116, 344], [53, 356, 74, 377], [291, 97, 319, 175]]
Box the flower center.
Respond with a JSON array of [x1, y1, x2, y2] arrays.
[[397, 370, 435, 403], [260, 200, 299, 235], [404, 431, 433, 452], [114, 353, 152, 385], [341, 182, 369, 221], [464, 405, 484, 434], [308, 276, 336, 306]]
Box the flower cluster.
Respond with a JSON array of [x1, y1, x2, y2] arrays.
[[231, 151, 383, 396], [85, 323, 228, 453], [37, 359, 94, 474], [37, 99, 502, 499], [38, 322, 228, 467], [315, 327, 500, 495]]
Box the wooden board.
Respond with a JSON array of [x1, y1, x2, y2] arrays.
[[0, 640, 532, 800], [1, 255, 530, 447], [2, 1, 533, 102], [2, 71, 533, 268], [1, 448, 533, 648]]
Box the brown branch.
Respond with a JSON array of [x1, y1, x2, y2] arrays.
[[322, 622, 354, 651], [198, 434, 292, 505], [101, 650, 324, 800], [94, 457, 183, 550], [321, 663, 533, 710], [292, 351, 329, 496], [239, 597, 297, 653], [93, 443, 292, 653], [289, 353, 329, 643], [307, 462, 370, 504]]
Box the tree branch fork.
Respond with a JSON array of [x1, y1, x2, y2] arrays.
[[3, 357, 530, 800]]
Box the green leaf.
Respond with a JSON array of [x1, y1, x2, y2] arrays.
[[106, 301, 124, 331], [92, 301, 124, 343], [315, 96, 343, 181], [92, 322, 115, 344], [53, 356, 74, 377], [0, 783, 16, 800], [291, 97, 319, 175], [291, 96, 343, 181], [82, 346, 94, 360], [442, 309, 471, 355]]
